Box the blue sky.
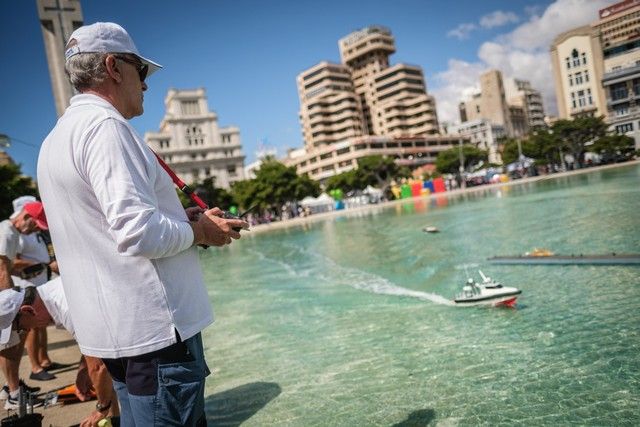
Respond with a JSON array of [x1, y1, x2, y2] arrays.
[[0, 0, 611, 178]]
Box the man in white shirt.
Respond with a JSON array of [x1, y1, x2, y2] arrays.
[[38, 22, 248, 426], [10, 196, 61, 382]]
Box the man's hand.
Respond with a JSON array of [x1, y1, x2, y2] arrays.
[[191, 207, 249, 247], [75, 356, 93, 401], [185, 206, 204, 222], [79, 410, 108, 427]]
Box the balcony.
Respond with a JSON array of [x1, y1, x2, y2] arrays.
[[602, 62, 640, 86]]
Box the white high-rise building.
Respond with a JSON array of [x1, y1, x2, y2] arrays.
[[145, 88, 245, 189]]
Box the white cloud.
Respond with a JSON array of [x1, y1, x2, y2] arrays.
[[479, 11, 519, 29], [447, 23, 477, 40], [434, 0, 611, 123], [448, 9, 519, 40], [431, 59, 485, 124]]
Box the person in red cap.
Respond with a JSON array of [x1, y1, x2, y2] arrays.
[[0, 201, 49, 409], [0, 201, 48, 290]]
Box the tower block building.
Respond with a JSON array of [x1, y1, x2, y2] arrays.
[[288, 26, 451, 181], [297, 26, 439, 153], [338, 27, 438, 138], [37, 0, 84, 117]]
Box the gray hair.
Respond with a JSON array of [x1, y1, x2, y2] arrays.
[[65, 53, 108, 91]]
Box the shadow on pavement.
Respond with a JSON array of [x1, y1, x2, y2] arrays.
[[392, 408, 436, 426], [205, 381, 281, 426]]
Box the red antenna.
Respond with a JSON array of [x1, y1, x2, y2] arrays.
[[153, 151, 208, 209]]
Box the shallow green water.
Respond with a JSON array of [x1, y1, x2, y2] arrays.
[[200, 165, 640, 426]]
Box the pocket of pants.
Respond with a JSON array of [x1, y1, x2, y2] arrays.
[[155, 360, 208, 425], [158, 360, 207, 386]]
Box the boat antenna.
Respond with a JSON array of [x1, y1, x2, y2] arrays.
[[479, 270, 488, 282]]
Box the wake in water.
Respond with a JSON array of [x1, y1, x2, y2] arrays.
[[247, 245, 455, 307]]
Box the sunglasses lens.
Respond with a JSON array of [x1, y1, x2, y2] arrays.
[[140, 64, 149, 82]]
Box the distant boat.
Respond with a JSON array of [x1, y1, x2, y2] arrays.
[[453, 271, 521, 307], [422, 226, 439, 233], [525, 248, 554, 257]]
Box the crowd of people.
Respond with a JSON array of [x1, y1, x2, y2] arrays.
[[2, 21, 248, 426]]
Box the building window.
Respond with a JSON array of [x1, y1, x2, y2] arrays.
[[159, 140, 170, 149], [581, 52, 586, 65], [610, 83, 628, 101], [584, 70, 589, 82], [572, 49, 580, 67], [575, 71, 583, 85], [577, 90, 586, 107], [476, 105, 480, 113], [615, 106, 629, 116], [615, 123, 633, 133], [569, 74, 573, 86], [565, 57, 571, 69], [571, 92, 576, 108], [181, 101, 200, 115], [185, 125, 204, 146], [227, 165, 237, 176], [587, 88, 593, 105]]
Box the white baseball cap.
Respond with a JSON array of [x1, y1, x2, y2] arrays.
[[65, 22, 162, 77], [0, 289, 24, 345], [9, 195, 36, 219]]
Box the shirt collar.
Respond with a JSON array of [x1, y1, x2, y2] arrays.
[[69, 93, 123, 117]]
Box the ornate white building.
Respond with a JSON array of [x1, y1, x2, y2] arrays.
[[145, 88, 245, 189]]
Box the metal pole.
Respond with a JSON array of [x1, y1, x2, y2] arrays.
[[516, 138, 523, 161], [458, 139, 466, 189]]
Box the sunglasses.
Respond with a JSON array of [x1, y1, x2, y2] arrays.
[[114, 55, 149, 82]]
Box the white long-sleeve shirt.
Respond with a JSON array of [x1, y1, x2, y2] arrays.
[[37, 94, 213, 358]]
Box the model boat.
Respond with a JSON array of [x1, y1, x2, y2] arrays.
[[454, 270, 521, 307], [422, 226, 439, 233]]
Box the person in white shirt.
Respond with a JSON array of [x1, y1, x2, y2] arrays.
[[1, 279, 120, 423], [0, 202, 48, 408], [9, 196, 61, 382], [37, 22, 248, 426]]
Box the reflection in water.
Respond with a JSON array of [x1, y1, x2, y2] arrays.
[[206, 382, 281, 426], [392, 408, 436, 426]]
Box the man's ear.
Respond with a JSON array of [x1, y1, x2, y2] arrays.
[[104, 55, 123, 83]]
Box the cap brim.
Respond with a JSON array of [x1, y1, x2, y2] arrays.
[[139, 55, 162, 77], [35, 218, 48, 230]]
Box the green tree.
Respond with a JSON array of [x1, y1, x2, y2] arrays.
[[324, 169, 362, 193], [590, 134, 636, 163], [0, 163, 37, 219], [356, 155, 407, 192], [194, 177, 234, 209], [551, 116, 608, 168], [230, 179, 258, 211], [230, 159, 320, 216], [435, 144, 488, 174]]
